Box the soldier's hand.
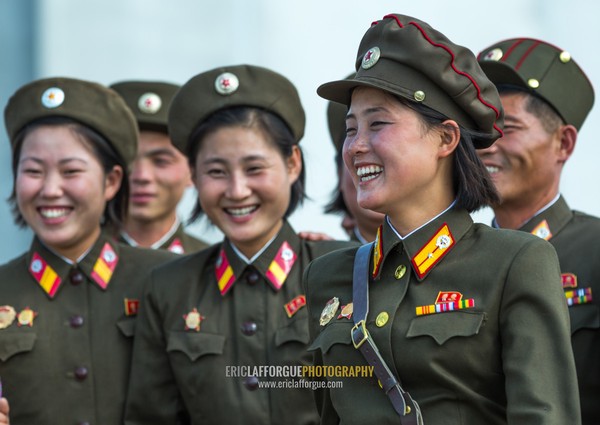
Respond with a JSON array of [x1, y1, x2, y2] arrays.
[[0, 397, 9, 424]]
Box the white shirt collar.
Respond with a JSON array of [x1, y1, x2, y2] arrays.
[[388, 200, 457, 240], [120, 217, 181, 249]]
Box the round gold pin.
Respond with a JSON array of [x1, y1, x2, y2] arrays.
[[375, 312, 389, 327], [320, 297, 340, 326], [394, 265, 407, 280], [413, 90, 425, 102], [528, 78, 540, 89], [559, 51, 571, 63]]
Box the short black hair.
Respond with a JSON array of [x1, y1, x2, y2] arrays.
[[8, 116, 129, 227], [186, 106, 306, 223]]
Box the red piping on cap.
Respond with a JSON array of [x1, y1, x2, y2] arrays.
[[379, 15, 504, 137], [515, 40, 541, 71], [501, 38, 526, 62]]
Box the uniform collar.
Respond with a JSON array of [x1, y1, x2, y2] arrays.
[[373, 207, 473, 282], [516, 195, 572, 241], [27, 234, 121, 299], [215, 220, 301, 295], [120, 217, 185, 253]]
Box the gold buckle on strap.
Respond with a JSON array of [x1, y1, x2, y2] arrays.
[[351, 320, 369, 349]]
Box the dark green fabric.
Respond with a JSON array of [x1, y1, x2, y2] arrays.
[[169, 64, 305, 154], [517, 196, 600, 425], [4, 77, 139, 164], [317, 14, 504, 147], [479, 38, 594, 130], [0, 235, 175, 425], [124, 220, 355, 425], [304, 208, 580, 424], [110, 80, 179, 133]]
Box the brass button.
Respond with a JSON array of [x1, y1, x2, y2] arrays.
[[413, 90, 425, 102], [559, 51, 571, 63], [375, 312, 389, 327], [528, 78, 540, 89], [394, 265, 407, 280]]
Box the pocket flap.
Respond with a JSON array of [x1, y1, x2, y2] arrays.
[[407, 311, 485, 345], [275, 318, 310, 346], [307, 322, 353, 353], [116, 318, 136, 337], [569, 304, 600, 334], [0, 332, 37, 362], [167, 332, 226, 361]]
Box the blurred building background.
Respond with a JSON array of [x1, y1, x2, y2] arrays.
[[1, 0, 598, 262]]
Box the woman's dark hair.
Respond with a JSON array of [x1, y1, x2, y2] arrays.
[[396, 96, 500, 212], [8, 116, 129, 228], [186, 106, 306, 223]]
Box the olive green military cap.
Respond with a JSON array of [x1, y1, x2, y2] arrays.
[[327, 73, 354, 152], [318, 14, 504, 148], [4, 77, 138, 164], [478, 38, 594, 131], [169, 64, 305, 154], [110, 80, 180, 133]]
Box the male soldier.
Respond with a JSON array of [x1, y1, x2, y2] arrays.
[[110, 81, 207, 254], [477, 38, 598, 424]]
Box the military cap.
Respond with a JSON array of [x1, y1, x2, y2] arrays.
[[326, 73, 354, 152], [4, 77, 138, 164], [169, 64, 305, 154], [478, 38, 594, 130], [110, 80, 179, 133], [318, 14, 504, 148]]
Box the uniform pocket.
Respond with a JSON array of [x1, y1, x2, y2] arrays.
[[406, 311, 485, 345], [0, 332, 37, 362], [569, 304, 600, 334], [275, 317, 310, 346], [116, 318, 136, 337], [307, 321, 353, 354], [167, 331, 226, 362]]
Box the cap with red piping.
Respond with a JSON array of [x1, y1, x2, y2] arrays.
[[478, 38, 594, 131], [317, 13, 504, 148]]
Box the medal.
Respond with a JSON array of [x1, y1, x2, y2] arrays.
[[320, 297, 340, 326]]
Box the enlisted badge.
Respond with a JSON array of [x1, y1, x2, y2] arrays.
[[216, 248, 236, 295], [394, 265, 407, 280], [372, 225, 383, 278], [337, 303, 353, 320], [266, 241, 297, 290], [124, 298, 140, 316], [41, 87, 65, 108], [284, 295, 306, 318], [482, 47, 503, 61], [91, 243, 119, 289], [531, 220, 552, 240], [184, 308, 205, 331], [561, 273, 577, 288], [565, 287, 592, 307], [138, 92, 162, 114], [167, 238, 185, 254], [320, 297, 340, 326], [30, 252, 62, 298], [412, 223, 455, 279], [361, 46, 381, 69], [0, 305, 17, 329], [17, 307, 38, 327], [215, 72, 240, 95]]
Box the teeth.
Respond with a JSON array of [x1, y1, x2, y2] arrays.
[[227, 206, 257, 216], [356, 165, 383, 181], [40, 208, 69, 218], [486, 166, 499, 174]]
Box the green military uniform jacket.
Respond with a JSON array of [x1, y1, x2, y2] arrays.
[[124, 220, 355, 425], [0, 234, 175, 425], [512, 196, 600, 424], [304, 207, 580, 425], [116, 222, 208, 254]]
